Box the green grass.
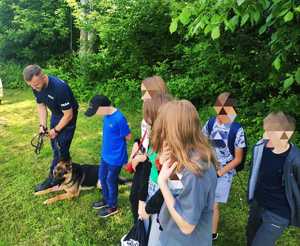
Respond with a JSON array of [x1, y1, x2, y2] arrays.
[[0, 89, 299, 245]]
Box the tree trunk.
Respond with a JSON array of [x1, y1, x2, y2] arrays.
[[79, 0, 95, 55]]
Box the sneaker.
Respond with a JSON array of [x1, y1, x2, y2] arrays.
[[92, 200, 108, 210], [34, 177, 59, 192], [212, 233, 219, 241], [98, 207, 118, 218]]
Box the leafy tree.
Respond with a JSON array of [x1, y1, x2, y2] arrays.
[[0, 0, 75, 63]]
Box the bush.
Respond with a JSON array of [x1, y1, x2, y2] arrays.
[[0, 62, 24, 89]]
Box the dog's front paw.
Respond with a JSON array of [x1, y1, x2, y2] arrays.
[[34, 191, 43, 196], [43, 199, 54, 205]]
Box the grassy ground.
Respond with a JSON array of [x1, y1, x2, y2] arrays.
[[0, 89, 299, 246]]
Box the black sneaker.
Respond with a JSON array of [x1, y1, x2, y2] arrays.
[[92, 200, 108, 210], [98, 207, 118, 218], [34, 177, 60, 192], [212, 233, 219, 241]]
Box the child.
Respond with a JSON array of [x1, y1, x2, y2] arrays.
[[85, 95, 131, 218], [202, 92, 246, 240], [246, 112, 300, 246], [129, 94, 171, 223], [140, 75, 168, 152], [126, 75, 168, 171], [152, 100, 217, 245]]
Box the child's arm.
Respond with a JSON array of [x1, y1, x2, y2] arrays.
[[136, 160, 151, 220], [218, 148, 243, 176], [159, 180, 195, 235], [158, 161, 197, 235], [125, 133, 131, 141]]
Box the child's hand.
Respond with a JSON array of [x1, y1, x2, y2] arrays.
[[217, 169, 225, 177], [158, 160, 177, 185], [159, 142, 171, 164], [132, 154, 147, 171], [138, 201, 149, 220], [129, 142, 139, 161]]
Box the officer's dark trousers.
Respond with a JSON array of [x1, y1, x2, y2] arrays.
[[49, 113, 77, 176]]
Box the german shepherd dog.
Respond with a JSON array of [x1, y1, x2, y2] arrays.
[[34, 159, 99, 205]]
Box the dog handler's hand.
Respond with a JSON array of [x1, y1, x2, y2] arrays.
[[49, 128, 58, 139], [39, 125, 47, 135]]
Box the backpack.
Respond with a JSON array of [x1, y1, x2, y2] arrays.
[[206, 116, 247, 172]]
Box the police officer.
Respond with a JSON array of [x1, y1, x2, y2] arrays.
[[23, 65, 78, 192]]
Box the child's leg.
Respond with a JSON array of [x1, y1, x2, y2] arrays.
[[106, 164, 122, 208], [212, 203, 219, 234], [213, 173, 233, 235], [99, 159, 109, 204], [148, 214, 162, 246], [246, 201, 263, 246], [251, 210, 289, 246]]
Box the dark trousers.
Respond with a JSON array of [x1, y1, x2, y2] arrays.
[[49, 113, 77, 175], [99, 159, 122, 208], [246, 201, 290, 246], [129, 193, 139, 223]]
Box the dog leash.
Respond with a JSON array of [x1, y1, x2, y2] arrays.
[[31, 131, 48, 155]]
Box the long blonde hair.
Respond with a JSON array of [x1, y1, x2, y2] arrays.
[[142, 76, 168, 94], [143, 93, 173, 126], [151, 100, 217, 175]]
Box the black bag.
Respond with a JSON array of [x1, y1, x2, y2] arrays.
[[121, 219, 148, 246], [145, 189, 164, 214]]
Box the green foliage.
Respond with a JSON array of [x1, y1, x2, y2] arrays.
[[170, 0, 300, 90], [67, 0, 180, 79], [0, 0, 74, 63], [0, 62, 24, 89]]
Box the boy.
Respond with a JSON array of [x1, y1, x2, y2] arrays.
[[85, 95, 131, 218], [202, 92, 247, 240], [246, 112, 300, 246]]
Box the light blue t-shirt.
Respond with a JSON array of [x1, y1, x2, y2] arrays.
[[202, 120, 246, 165], [159, 165, 217, 246], [101, 109, 130, 166]]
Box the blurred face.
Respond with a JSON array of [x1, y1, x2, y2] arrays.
[[26, 74, 46, 91], [214, 106, 237, 124], [95, 106, 111, 116], [263, 130, 293, 147], [141, 83, 151, 101]]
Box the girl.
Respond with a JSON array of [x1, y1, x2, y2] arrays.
[[127, 75, 168, 169], [140, 75, 168, 151], [129, 93, 172, 222], [152, 100, 218, 245]]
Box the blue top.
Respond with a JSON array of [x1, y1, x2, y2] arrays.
[[33, 76, 78, 123], [159, 165, 217, 246], [255, 145, 291, 219], [101, 109, 130, 166]]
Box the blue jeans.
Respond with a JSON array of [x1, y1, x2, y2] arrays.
[[50, 113, 77, 175], [99, 159, 122, 208], [246, 201, 290, 246]]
